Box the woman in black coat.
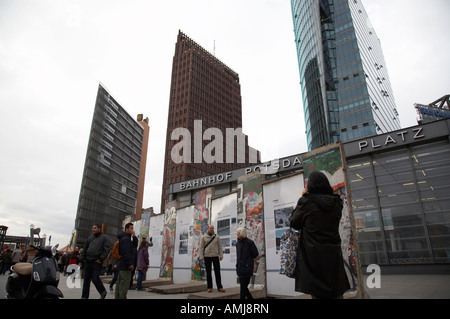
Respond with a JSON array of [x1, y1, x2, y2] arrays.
[[236, 227, 259, 299], [289, 171, 350, 299]]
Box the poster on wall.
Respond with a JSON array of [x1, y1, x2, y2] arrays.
[[149, 213, 164, 266], [263, 173, 304, 296], [211, 193, 238, 269], [174, 206, 194, 268]]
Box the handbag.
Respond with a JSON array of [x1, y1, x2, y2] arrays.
[[279, 228, 300, 278]]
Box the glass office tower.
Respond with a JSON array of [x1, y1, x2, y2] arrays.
[[291, 0, 401, 150], [74, 84, 147, 246]]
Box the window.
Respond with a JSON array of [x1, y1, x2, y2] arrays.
[[411, 141, 450, 263], [373, 149, 431, 264], [348, 156, 388, 265]]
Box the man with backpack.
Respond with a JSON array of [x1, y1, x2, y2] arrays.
[[115, 222, 134, 299]]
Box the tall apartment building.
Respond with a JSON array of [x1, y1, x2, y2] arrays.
[[74, 83, 149, 246], [161, 31, 260, 210], [291, 0, 401, 150]]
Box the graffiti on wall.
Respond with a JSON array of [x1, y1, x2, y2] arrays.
[[237, 172, 265, 288], [140, 210, 151, 241], [159, 201, 177, 279], [191, 188, 212, 281]]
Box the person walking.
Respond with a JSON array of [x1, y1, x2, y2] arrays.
[[136, 239, 150, 290], [289, 171, 351, 299], [58, 252, 68, 273], [79, 224, 111, 299], [236, 228, 259, 299], [11, 248, 22, 268], [115, 223, 134, 299], [199, 225, 225, 293], [0, 249, 13, 275], [109, 249, 119, 293]]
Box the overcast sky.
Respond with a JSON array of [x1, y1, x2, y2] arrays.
[[1, 0, 449, 248]]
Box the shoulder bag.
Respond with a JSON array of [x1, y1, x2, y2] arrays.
[[203, 234, 216, 256], [279, 228, 300, 278]]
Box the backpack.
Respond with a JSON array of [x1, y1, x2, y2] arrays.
[[112, 240, 121, 261]]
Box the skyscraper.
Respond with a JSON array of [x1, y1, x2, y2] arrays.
[[291, 0, 401, 150], [161, 31, 260, 210], [74, 83, 149, 246]]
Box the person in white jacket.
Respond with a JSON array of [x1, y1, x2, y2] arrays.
[[199, 225, 225, 293]]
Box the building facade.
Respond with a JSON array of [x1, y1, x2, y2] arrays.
[[291, 0, 401, 150], [161, 31, 260, 211], [168, 119, 450, 268], [345, 119, 450, 267], [74, 84, 149, 246]]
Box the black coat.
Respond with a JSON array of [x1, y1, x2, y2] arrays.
[[289, 193, 350, 298], [116, 231, 133, 271], [236, 238, 259, 277]]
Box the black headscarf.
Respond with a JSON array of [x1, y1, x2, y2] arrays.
[[306, 171, 333, 195]]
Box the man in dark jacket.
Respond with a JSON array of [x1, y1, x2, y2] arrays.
[[289, 171, 351, 299], [115, 222, 134, 299], [236, 227, 259, 299], [79, 224, 111, 299]]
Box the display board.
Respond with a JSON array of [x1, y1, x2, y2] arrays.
[[263, 173, 304, 296], [148, 213, 164, 279], [210, 192, 238, 285], [173, 206, 195, 283]]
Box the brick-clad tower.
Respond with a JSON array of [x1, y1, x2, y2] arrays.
[[161, 31, 260, 211]]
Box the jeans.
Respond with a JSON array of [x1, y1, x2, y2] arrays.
[[204, 257, 223, 289], [137, 270, 148, 290], [239, 276, 253, 299], [110, 268, 119, 288], [1, 263, 11, 275], [115, 270, 132, 299], [82, 261, 106, 299]]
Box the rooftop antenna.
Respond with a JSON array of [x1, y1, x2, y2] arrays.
[[213, 40, 216, 56]]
